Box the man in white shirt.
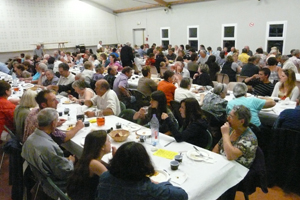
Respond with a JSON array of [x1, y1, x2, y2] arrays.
[[289, 49, 300, 72], [174, 61, 190, 80], [81, 61, 95, 84], [85, 79, 121, 117], [97, 41, 102, 49], [174, 77, 196, 102], [57, 63, 75, 97], [197, 50, 208, 64], [89, 54, 100, 67], [134, 54, 145, 72], [281, 55, 298, 74]]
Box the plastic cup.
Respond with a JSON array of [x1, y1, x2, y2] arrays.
[[170, 160, 179, 170], [97, 117, 105, 126], [175, 155, 183, 163]]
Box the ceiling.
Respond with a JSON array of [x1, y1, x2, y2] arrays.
[[80, 0, 206, 14]]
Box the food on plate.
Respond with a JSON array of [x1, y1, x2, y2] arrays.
[[67, 124, 74, 131]]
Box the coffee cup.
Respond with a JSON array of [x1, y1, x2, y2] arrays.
[[170, 160, 179, 170], [174, 155, 183, 163]]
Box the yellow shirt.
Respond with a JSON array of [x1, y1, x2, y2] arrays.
[[238, 53, 250, 64]]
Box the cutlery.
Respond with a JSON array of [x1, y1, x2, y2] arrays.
[[163, 169, 170, 176], [164, 140, 175, 147], [193, 146, 204, 157]]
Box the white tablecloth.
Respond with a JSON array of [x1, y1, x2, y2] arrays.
[[60, 102, 248, 200]]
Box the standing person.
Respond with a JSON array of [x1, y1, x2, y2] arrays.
[[96, 142, 188, 200], [120, 42, 134, 68], [67, 130, 115, 200], [33, 44, 43, 58], [97, 41, 102, 50]]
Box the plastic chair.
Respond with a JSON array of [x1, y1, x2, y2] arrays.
[[118, 109, 137, 123], [227, 82, 238, 91], [169, 100, 183, 129], [205, 130, 213, 150], [46, 177, 70, 200], [129, 89, 150, 111], [217, 73, 230, 84], [120, 101, 126, 112], [236, 75, 249, 82], [237, 147, 268, 200]]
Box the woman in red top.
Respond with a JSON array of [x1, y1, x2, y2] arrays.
[[157, 70, 178, 106], [0, 81, 16, 139], [145, 53, 156, 66]]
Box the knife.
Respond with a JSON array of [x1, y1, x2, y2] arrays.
[[193, 146, 204, 157]]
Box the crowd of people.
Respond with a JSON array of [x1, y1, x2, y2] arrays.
[[0, 41, 300, 200]]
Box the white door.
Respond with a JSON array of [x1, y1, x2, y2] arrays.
[[133, 29, 145, 46]]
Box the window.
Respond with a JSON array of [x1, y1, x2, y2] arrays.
[[187, 26, 199, 51], [266, 21, 287, 54], [160, 27, 170, 48], [222, 24, 237, 52]]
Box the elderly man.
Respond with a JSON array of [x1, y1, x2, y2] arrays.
[[243, 68, 274, 97], [197, 50, 208, 64], [113, 67, 135, 106], [22, 108, 75, 196], [33, 44, 43, 58], [40, 69, 59, 87], [23, 90, 84, 143], [226, 83, 275, 127], [244, 45, 253, 56], [85, 79, 121, 117], [240, 56, 260, 77], [281, 55, 298, 74], [288, 49, 300, 71], [137, 66, 157, 97], [174, 77, 196, 102], [174, 61, 190, 80]]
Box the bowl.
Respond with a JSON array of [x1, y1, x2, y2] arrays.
[[109, 129, 130, 142]]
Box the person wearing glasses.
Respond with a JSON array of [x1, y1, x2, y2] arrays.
[[213, 105, 258, 200]]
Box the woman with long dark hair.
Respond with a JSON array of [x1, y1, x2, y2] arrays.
[[67, 130, 114, 200], [133, 90, 176, 134], [161, 98, 210, 148], [96, 142, 188, 200], [221, 55, 241, 82], [205, 55, 220, 81]]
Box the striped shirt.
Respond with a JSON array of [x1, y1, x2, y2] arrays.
[[244, 78, 274, 97]]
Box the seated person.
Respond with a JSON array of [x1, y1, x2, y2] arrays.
[[166, 48, 177, 61], [137, 66, 157, 97], [23, 90, 84, 143], [243, 68, 274, 97], [271, 69, 299, 101], [113, 67, 135, 106], [240, 56, 260, 77], [68, 80, 96, 104], [145, 53, 156, 66], [81, 61, 95, 84], [85, 79, 121, 117], [21, 108, 75, 196], [213, 105, 258, 168], [0, 81, 16, 140], [174, 61, 190, 80], [205, 55, 220, 81], [157, 70, 178, 106], [15, 64, 31, 78], [201, 83, 228, 122], [108, 54, 122, 72], [227, 83, 275, 127], [161, 98, 210, 148], [192, 64, 213, 87], [96, 142, 188, 200], [21, 62, 48, 84], [174, 77, 196, 102], [133, 91, 176, 135], [57, 63, 75, 96], [92, 65, 105, 81], [67, 130, 116, 200], [38, 69, 59, 87], [134, 53, 145, 72], [104, 67, 117, 89], [274, 104, 300, 130], [221, 55, 241, 82]]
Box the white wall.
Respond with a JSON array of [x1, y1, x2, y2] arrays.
[[0, 0, 118, 61], [116, 0, 299, 54]]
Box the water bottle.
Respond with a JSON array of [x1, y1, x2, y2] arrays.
[[12, 72, 17, 86], [150, 114, 159, 146]]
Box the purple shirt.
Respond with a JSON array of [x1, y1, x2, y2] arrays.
[[113, 73, 128, 99]]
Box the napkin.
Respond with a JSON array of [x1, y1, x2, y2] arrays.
[[170, 171, 188, 185], [153, 149, 178, 160]]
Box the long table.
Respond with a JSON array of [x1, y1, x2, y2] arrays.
[[60, 102, 248, 200]]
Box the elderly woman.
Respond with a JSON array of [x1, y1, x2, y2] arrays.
[[96, 142, 188, 200], [192, 64, 213, 87], [227, 83, 275, 127], [68, 80, 95, 104], [271, 69, 299, 101], [221, 55, 241, 82], [0, 81, 16, 140], [201, 83, 228, 122], [267, 57, 282, 84], [21, 62, 48, 84], [13, 89, 37, 141], [161, 98, 210, 148]]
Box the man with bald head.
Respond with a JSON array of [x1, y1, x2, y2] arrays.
[[197, 50, 208, 64], [85, 79, 121, 117]]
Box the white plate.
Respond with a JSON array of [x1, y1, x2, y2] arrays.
[[22, 83, 34, 89], [170, 171, 188, 185], [136, 129, 151, 136], [186, 149, 209, 161], [127, 124, 141, 132], [150, 169, 169, 183]]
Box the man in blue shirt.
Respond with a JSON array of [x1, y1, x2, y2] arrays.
[[274, 105, 300, 130], [0, 62, 10, 74]]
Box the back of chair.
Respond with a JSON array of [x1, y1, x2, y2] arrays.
[[120, 101, 126, 112], [205, 130, 213, 150], [129, 89, 150, 111], [267, 128, 300, 195], [118, 109, 137, 123], [236, 75, 249, 82], [217, 73, 230, 84], [46, 177, 70, 200], [237, 146, 268, 196], [227, 82, 238, 91], [169, 100, 183, 129]]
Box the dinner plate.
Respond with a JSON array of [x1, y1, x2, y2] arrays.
[[136, 129, 151, 136], [22, 83, 34, 89], [150, 169, 169, 183], [127, 124, 141, 132], [186, 149, 209, 161], [63, 100, 76, 104], [170, 171, 188, 185]]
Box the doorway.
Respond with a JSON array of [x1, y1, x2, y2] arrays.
[[133, 29, 145, 46]]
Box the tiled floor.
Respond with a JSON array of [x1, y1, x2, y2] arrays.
[[1, 147, 300, 200]]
